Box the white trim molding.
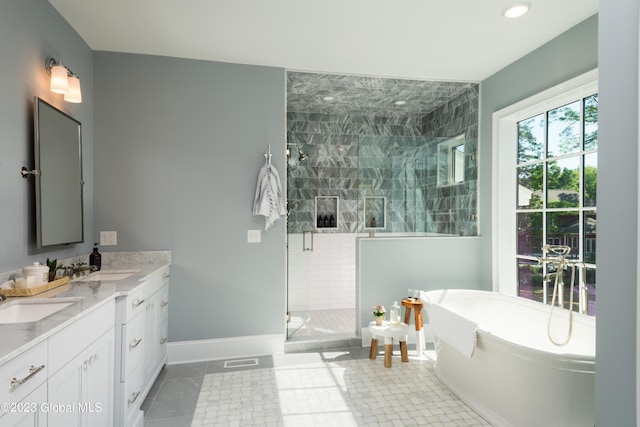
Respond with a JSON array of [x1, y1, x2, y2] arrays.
[[167, 334, 285, 365], [491, 69, 599, 295]]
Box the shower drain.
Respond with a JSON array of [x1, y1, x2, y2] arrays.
[[223, 358, 259, 369]]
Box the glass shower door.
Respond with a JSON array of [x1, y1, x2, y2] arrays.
[[286, 230, 311, 339]]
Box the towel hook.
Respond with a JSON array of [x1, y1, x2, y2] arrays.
[[264, 145, 272, 164]]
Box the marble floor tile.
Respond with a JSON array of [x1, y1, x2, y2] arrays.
[[143, 346, 490, 427]]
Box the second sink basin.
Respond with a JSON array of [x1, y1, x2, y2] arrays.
[[86, 270, 138, 281], [0, 298, 81, 324]]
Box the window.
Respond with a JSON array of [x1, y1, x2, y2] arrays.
[[493, 70, 597, 315], [438, 134, 465, 186]]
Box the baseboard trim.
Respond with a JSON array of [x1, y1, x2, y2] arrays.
[[168, 334, 285, 365]]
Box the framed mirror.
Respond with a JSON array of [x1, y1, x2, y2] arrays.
[[34, 97, 84, 247]]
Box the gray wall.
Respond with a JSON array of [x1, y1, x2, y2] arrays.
[[597, 1, 638, 424], [359, 236, 485, 327], [0, 0, 94, 272], [93, 52, 286, 341]]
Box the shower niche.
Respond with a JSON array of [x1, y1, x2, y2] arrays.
[[364, 197, 386, 229], [315, 196, 338, 229]]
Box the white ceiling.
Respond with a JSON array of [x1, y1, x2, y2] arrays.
[[48, 0, 597, 82]]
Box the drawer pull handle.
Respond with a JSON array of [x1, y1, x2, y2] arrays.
[[163, 273, 170, 279], [11, 365, 45, 389], [132, 298, 145, 309], [161, 301, 168, 308], [129, 338, 142, 350], [83, 353, 98, 369], [127, 390, 141, 406], [160, 337, 168, 344]]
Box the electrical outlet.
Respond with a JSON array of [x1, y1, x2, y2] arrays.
[[247, 230, 261, 243], [100, 231, 117, 246]]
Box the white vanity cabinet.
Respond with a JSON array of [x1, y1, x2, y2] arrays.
[[114, 265, 169, 427], [0, 340, 48, 426], [47, 300, 115, 427], [0, 382, 47, 426], [143, 270, 169, 387]]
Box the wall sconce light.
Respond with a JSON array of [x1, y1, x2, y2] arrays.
[[45, 57, 82, 103]]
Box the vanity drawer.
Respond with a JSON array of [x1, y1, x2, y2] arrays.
[[145, 266, 169, 296], [49, 299, 115, 374], [120, 312, 145, 382], [123, 366, 144, 426], [125, 285, 147, 323], [0, 339, 48, 405], [158, 286, 169, 321]]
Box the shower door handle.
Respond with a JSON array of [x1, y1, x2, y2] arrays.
[[303, 230, 313, 252]]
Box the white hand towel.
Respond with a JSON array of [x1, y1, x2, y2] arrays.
[[253, 164, 287, 230], [429, 304, 478, 359]]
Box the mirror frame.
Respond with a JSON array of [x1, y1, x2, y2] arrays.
[[34, 97, 84, 248]]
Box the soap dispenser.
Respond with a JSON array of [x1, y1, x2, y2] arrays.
[[390, 301, 401, 326], [89, 243, 102, 271]]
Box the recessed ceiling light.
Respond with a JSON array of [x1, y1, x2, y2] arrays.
[[395, 100, 407, 106], [503, 2, 530, 18], [322, 96, 335, 101]]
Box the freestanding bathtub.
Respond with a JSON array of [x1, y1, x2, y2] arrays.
[[422, 289, 595, 427]]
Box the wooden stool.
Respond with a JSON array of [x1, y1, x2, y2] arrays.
[[402, 298, 425, 358], [368, 321, 409, 368]]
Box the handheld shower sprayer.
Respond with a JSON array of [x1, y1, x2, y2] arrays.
[[538, 244, 587, 346]]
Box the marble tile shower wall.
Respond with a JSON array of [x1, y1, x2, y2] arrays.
[[286, 86, 479, 236], [423, 86, 479, 236], [287, 114, 423, 234]]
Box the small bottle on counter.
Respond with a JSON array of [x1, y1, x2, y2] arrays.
[[329, 214, 335, 227], [89, 243, 102, 271]]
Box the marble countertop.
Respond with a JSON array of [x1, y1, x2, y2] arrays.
[[0, 252, 170, 366]]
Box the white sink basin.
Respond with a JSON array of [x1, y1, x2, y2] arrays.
[[86, 270, 138, 281], [0, 298, 80, 324]]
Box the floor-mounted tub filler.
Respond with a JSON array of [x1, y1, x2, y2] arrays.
[[422, 289, 595, 427]]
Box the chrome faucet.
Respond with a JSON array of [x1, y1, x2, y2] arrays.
[[69, 263, 96, 279], [537, 244, 588, 314]]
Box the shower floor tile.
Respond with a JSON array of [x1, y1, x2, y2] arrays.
[[287, 308, 356, 341]]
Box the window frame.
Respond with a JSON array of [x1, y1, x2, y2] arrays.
[[492, 69, 598, 296], [437, 134, 466, 187]]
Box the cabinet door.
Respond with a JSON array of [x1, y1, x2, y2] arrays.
[[157, 319, 168, 368], [83, 327, 114, 427], [47, 354, 82, 426], [48, 328, 114, 427], [143, 283, 169, 386], [142, 292, 158, 387], [0, 380, 47, 427]]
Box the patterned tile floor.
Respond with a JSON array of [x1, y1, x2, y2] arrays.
[[143, 347, 492, 427]]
